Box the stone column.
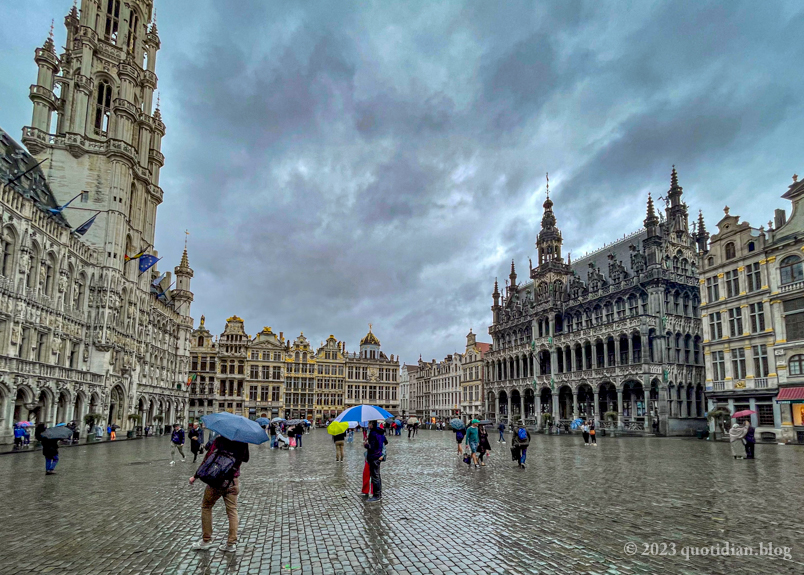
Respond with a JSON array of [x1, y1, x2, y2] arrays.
[[507, 393, 512, 424], [628, 337, 634, 364], [582, 346, 587, 371], [571, 346, 577, 373], [520, 393, 525, 423], [552, 392, 559, 423], [604, 342, 610, 368], [593, 389, 600, 426], [614, 338, 621, 366], [616, 388, 624, 430], [572, 389, 579, 420], [536, 394, 542, 428], [494, 393, 499, 421]]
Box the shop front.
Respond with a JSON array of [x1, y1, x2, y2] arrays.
[[776, 386, 804, 444]]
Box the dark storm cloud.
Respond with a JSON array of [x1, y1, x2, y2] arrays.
[[1, 0, 802, 363]]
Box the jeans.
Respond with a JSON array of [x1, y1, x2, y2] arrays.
[[201, 478, 239, 545], [499, 430, 505, 441], [335, 440, 345, 461], [296, 435, 302, 448], [520, 446, 528, 465], [271, 435, 278, 448], [368, 458, 382, 497], [45, 454, 59, 471]]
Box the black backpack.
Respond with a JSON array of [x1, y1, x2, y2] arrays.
[[195, 450, 237, 488]]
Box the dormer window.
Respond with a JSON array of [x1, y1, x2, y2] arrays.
[[725, 242, 736, 260]]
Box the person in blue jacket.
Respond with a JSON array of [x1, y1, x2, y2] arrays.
[[364, 421, 388, 503]]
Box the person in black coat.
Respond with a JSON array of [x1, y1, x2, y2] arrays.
[[744, 420, 756, 459], [189, 423, 203, 462], [35, 423, 60, 475]]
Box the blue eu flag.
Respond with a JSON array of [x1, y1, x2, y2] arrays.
[[138, 254, 160, 274]]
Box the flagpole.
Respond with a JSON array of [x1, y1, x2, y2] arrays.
[[6, 158, 48, 185]]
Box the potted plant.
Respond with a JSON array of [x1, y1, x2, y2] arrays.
[[127, 414, 142, 438], [706, 407, 731, 439], [604, 411, 618, 422], [84, 412, 103, 441]]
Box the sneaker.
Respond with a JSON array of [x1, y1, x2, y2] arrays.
[[45, 470, 54, 475], [365, 496, 382, 503], [182, 457, 186, 462], [170, 461, 175, 465], [219, 542, 237, 553], [191, 540, 214, 551]]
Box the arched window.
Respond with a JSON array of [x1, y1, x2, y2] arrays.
[[615, 299, 625, 319], [127, 11, 139, 54], [707, 256, 715, 267], [0, 228, 15, 277], [26, 245, 39, 289], [94, 80, 112, 136], [780, 255, 803, 285], [44, 254, 56, 297], [789, 354, 804, 376], [725, 242, 736, 260], [198, 336, 204, 347], [104, 0, 121, 44], [593, 306, 603, 325]]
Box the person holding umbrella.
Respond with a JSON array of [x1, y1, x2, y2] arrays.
[[743, 418, 756, 460], [190, 412, 267, 553], [364, 420, 388, 502], [465, 420, 480, 468], [38, 423, 72, 475], [328, 421, 349, 462]]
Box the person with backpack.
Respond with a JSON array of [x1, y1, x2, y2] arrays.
[[170, 423, 186, 465], [190, 435, 250, 553], [498, 421, 506, 443], [464, 420, 480, 468], [511, 421, 531, 468], [454, 426, 466, 456]]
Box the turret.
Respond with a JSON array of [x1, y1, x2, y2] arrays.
[[172, 247, 194, 317], [643, 193, 662, 267], [536, 174, 563, 266], [509, 260, 517, 292], [695, 210, 710, 253], [28, 23, 60, 135], [665, 165, 689, 235]]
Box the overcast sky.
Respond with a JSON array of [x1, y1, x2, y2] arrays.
[[1, 1, 803, 365]]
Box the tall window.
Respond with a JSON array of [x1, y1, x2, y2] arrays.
[[731, 348, 746, 379], [708, 312, 723, 340], [725, 269, 740, 298], [94, 81, 112, 136], [728, 308, 743, 337], [746, 262, 762, 292], [260, 387, 269, 402], [706, 276, 720, 302], [272, 386, 280, 402], [712, 350, 726, 380], [752, 344, 769, 377], [249, 386, 257, 401], [725, 242, 736, 260], [104, 0, 121, 44], [127, 12, 139, 54], [749, 302, 766, 333], [783, 298, 804, 341], [780, 256, 804, 285], [789, 354, 804, 376], [593, 307, 603, 325]]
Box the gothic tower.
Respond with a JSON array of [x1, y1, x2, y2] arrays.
[[22, 0, 163, 272], [536, 191, 563, 266]]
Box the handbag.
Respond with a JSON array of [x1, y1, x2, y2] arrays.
[[289, 437, 296, 447]]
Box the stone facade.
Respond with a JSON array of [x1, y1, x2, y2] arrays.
[[460, 330, 490, 422], [399, 364, 416, 416], [343, 328, 400, 416], [701, 175, 804, 443], [484, 169, 706, 435], [245, 327, 286, 420], [429, 352, 462, 420], [0, 1, 193, 443]]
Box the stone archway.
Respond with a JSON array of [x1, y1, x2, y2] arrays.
[[558, 385, 573, 420], [577, 383, 594, 419], [108, 385, 126, 428], [498, 390, 508, 420], [73, 391, 86, 424], [56, 389, 70, 423], [13, 386, 34, 422]]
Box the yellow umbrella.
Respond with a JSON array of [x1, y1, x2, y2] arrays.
[[327, 421, 349, 435]]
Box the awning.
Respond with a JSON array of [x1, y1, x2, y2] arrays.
[[775, 387, 804, 404]]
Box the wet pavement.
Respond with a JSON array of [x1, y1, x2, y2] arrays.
[[0, 429, 802, 575]]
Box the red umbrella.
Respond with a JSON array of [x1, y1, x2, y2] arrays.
[[731, 409, 756, 418]]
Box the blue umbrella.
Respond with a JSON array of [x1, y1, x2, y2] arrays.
[[200, 412, 270, 445], [271, 417, 286, 423], [335, 404, 394, 423], [255, 417, 271, 426], [55, 422, 67, 426], [450, 418, 466, 431], [570, 418, 584, 430]]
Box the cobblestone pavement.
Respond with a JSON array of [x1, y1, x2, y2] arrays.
[[0, 429, 802, 575]]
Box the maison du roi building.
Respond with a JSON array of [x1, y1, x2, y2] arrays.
[[189, 317, 400, 423], [0, 1, 194, 443], [701, 175, 804, 444], [484, 169, 706, 436]]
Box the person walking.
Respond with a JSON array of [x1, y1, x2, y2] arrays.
[[477, 423, 492, 466], [728, 422, 748, 459], [170, 423, 186, 464], [295, 424, 304, 449], [407, 422, 414, 439], [454, 426, 466, 456], [498, 421, 506, 443], [13, 424, 25, 450], [413, 420, 419, 438], [189, 423, 203, 462], [465, 420, 480, 468], [511, 421, 531, 469], [364, 421, 388, 503], [589, 421, 597, 445], [190, 435, 250, 553], [269, 422, 278, 449], [743, 420, 756, 460], [581, 421, 590, 446], [34, 423, 58, 474], [347, 427, 355, 444], [333, 428, 346, 462]]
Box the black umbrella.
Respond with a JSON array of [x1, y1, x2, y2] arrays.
[[477, 420, 493, 426], [41, 426, 72, 440], [111, 424, 121, 430]]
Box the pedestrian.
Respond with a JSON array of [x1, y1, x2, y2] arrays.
[[269, 422, 278, 448], [465, 420, 480, 468], [189, 423, 202, 462], [454, 426, 466, 456], [190, 435, 250, 553], [413, 421, 419, 438], [295, 424, 304, 449], [589, 421, 597, 445], [364, 421, 388, 503], [511, 421, 531, 469], [333, 428, 346, 462], [13, 424, 24, 450], [110, 426, 116, 441], [35, 423, 60, 475], [498, 421, 506, 443], [144, 425, 149, 437], [743, 419, 756, 460], [477, 422, 491, 466], [581, 421, 590, 446], [728, 422, 748, 459], [407, 422, 414, 439], [347, 426, 355, 444], [170, 423, 186, 464]]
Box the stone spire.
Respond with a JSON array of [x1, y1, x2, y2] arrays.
[[509, 259, 517, 286], [536, 173, 563, 266], [43, 19, 56, 53], [644, 193, 658, 227], [154, 92, 162, 121], [695, 210, 710, 253]]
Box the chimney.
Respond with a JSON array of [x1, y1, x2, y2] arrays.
[[279, 331, 283, 341], [775, 209, 787, 229]]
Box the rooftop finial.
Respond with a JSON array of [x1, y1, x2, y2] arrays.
[[50, 19, 54, 40], [794, 174, 799, 183], [724, 205, 730, 215], [184, 229, 190, 251], [545, 172, 550, 198]]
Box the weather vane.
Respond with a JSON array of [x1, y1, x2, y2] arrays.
[[546, 172, 550, 197], [184, 229, 189, 250]]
